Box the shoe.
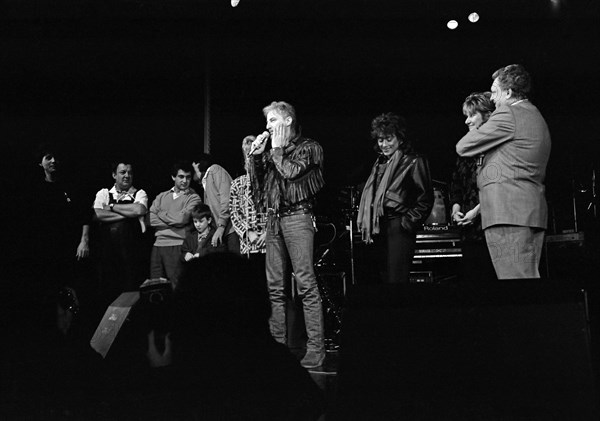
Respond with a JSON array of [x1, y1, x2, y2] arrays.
[[300, 350, 325, 369]]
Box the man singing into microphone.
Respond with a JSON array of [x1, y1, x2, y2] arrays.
[[248, 101, 326, 369]]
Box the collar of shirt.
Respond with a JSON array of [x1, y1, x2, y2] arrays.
[[110, 185, 137, 200], [201, 166, 211, 191], [170, 187, 189, 199]]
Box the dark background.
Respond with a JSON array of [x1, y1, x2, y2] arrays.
[[2, 0, 599, 231], [2, 4, 599, 416]]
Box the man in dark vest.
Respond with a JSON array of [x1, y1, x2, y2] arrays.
[[93, 161, 148, 303]]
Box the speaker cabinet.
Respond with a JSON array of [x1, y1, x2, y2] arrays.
[[333, 282, 597, 420]]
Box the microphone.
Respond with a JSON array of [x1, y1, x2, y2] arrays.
[[247, 131, 270, 157]]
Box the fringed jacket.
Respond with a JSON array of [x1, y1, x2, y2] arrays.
[[249, 135, 325, 214]]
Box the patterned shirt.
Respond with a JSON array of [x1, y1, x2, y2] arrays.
[[230, 174, 267, 255]]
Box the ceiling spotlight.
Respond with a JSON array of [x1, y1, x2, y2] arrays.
[[468, 12, 480, 23], [447, 20, 458, 30], [231, 0, 240, 7]]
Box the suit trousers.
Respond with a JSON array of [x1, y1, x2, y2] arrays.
[[266, 213, 325, 353], [150, 245, 183, 287], [484, 225, 545, 279]]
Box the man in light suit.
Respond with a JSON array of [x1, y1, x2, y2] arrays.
[[456, 64, 551, 279]]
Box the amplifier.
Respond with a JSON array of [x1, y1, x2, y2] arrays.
[[412, 225, 461, 282], [417, 224, 461, 245], [409, 271, 434, 283], [545, 232, 585, 244], [415, 224, 462, 261], [414, 248, 462, 259], [420, 224, 458, 233]]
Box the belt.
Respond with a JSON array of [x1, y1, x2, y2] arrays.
[[278, 207, 312, 217], [267, 205, 317, 232], [269, 204, 313, 218]]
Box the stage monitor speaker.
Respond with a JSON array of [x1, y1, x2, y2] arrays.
[[333, 282, 597, 420], [90, 292, 140, 358]]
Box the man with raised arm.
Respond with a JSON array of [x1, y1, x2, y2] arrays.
[[248, 101, 326, 369]]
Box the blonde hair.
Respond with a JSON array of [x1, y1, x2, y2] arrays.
[[262, 101, 298, 133]]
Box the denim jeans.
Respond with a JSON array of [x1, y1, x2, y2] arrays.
[[266, 213, 324, 353]]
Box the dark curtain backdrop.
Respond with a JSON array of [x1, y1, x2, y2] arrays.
[[2, 0, 599, 225]]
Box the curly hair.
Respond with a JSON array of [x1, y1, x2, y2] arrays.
[[492, 64, 531, 100], [462, 92, 495, 118], [171, 161, 193, 177], [370, 112, 411, 152]]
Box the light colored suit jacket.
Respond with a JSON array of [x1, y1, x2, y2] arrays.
[[203, 164, 235, 235], [456, 100, 551, 230]]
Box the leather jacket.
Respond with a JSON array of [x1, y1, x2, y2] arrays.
[[381, 152, 433, 233]]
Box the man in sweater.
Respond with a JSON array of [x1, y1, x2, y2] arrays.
[[149, 162, 202, 288]]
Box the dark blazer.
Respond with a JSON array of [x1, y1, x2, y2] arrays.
[[456, 100, 551, 230], [181, 227, 226, 261]]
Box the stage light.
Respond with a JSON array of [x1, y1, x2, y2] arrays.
[[447, 20, 458, 30], [231, 0, 240, 7], [468, 12, 480, 23]]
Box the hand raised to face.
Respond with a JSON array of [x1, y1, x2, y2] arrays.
[[271, 122, 290, 149]]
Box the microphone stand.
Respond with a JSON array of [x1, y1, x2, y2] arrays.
[[586, 169, 597, 219], [344, 186, 357, 287], [570, 157, 579, 233]]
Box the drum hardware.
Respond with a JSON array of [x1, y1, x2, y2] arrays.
[[316, 271, 343, 351], [585, 169, 596, 218], [339, 185, 360, 286], [314, 186, 361, 289], [568, 158, 599, 232], [314, 221, 344, 350], [551, 160, 598, 235], [572, 170, 580, 233]]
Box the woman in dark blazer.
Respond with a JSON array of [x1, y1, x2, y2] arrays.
[[357, 113, 433, 283]]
